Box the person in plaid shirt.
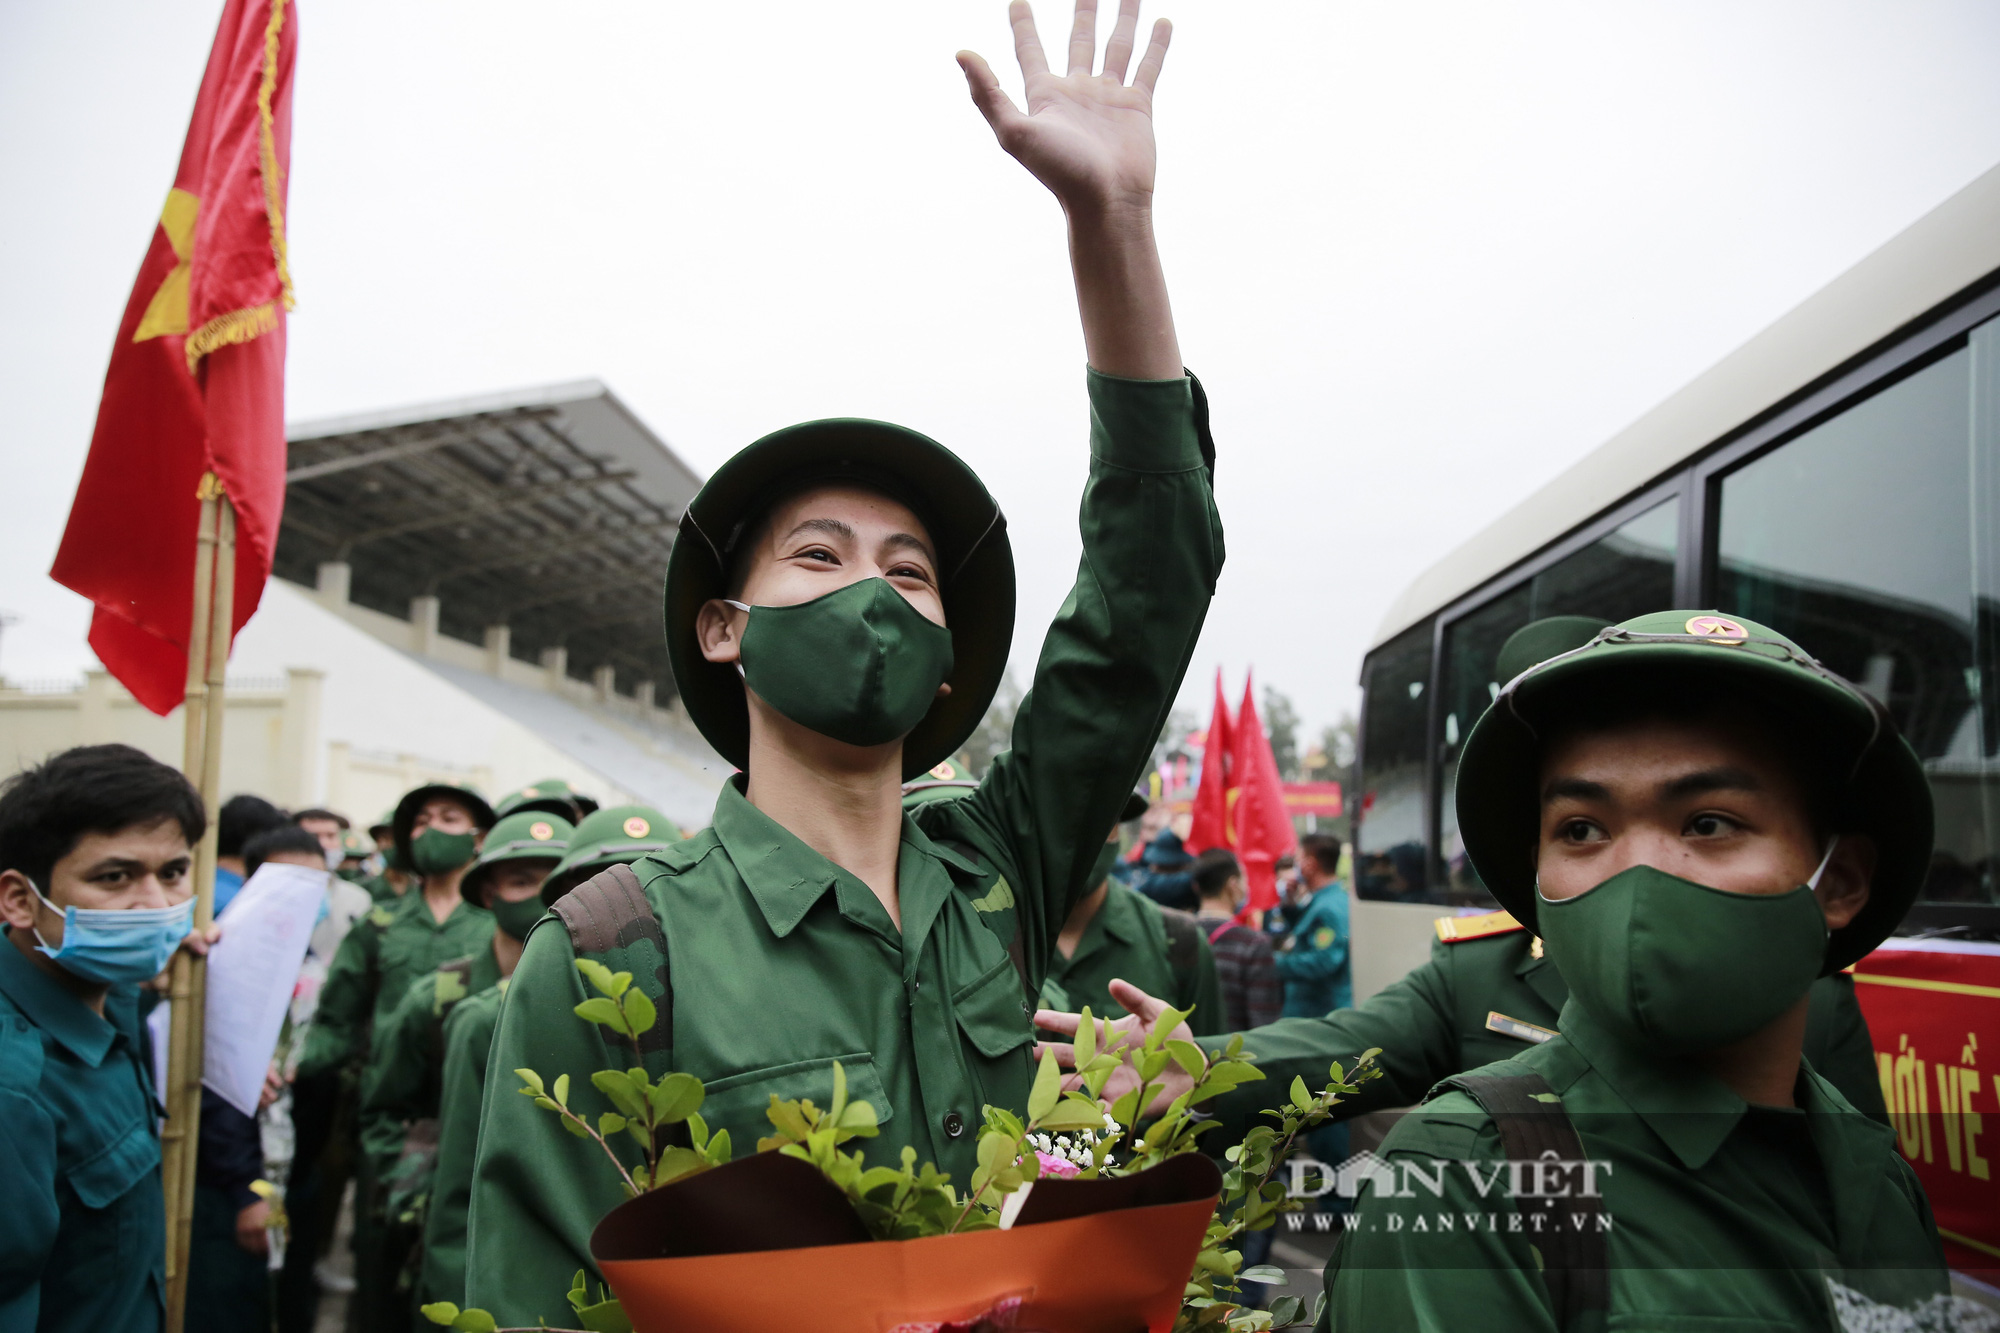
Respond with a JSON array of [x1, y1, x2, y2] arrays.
[[1190, 849, 1281, 1030]]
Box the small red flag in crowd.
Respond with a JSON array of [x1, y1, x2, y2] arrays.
[[51, 0, 297, 715], [1185, 669, 1233, 855], [1185, 670, 1298, 914], [1228, 673, 1297, 913]]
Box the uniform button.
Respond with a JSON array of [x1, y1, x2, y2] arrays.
[[1020, 1001, 1031, 1015], [943, 1111, 966, 1139]]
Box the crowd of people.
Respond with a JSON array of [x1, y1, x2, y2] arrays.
[[0, 2, 1966, 1329]]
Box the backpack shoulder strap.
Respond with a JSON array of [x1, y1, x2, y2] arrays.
[[1447, 1070, 1609, 1330], [550, 863, 672, 1070]]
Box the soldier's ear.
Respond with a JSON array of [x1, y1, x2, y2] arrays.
[[1814, 835, 1875, 931], [696, 599, 744, 665]]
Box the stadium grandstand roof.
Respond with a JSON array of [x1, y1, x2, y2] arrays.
[[276, 380, 702, 701]]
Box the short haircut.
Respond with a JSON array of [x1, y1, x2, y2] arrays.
[[292, 808, 349, 829], [0, 744, 206, 890], [219, 794, 288, 857], [243, 824, 325, 878], [1193, 848, 1242, 899], [1300, 833, 1343, 875]]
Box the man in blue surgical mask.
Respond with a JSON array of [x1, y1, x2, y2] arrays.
[[0, 743, 220, 1333]]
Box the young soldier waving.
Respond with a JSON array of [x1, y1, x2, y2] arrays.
[[466, 2, 1220, 1322]]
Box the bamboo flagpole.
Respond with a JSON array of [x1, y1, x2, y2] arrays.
[[162, 474, 237, 1332]]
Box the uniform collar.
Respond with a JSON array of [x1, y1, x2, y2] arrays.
[[1058, 884, 1142, 969], [0, 933, 118, 1066], [1516, 938, 1569, 1013], [1555, 1000, 1746, 1170], [1096, 884, 1146, 945], [711, 777, 975, 952], [713, 778, 839, 938]]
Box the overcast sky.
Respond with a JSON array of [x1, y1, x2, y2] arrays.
[[4, 0, 1999, 746]]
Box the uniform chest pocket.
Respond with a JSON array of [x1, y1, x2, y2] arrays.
[[70, 1118, 158, 1210], [951, 956, 1033, 1060], [700, 1053, 894, 1148]]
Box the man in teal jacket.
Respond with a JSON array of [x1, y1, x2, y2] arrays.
[[1273, 832, 1350, 1017]]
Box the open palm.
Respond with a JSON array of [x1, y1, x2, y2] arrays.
[[959, 0, 1172, 210]]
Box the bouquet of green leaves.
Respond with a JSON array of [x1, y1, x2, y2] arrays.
[[425, 959, 1379, 1333]]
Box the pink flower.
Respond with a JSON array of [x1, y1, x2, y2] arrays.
[[1034, 1150, 1080, 1179]]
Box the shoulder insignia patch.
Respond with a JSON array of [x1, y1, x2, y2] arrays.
[[432, 968, 469, 1015], [367, 906, 397, 929], [970, 878, 1015, 913], [1312, 926, 1337, 949], [1434, 909, 1525, 944]]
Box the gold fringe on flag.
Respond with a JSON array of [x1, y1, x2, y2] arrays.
[[184, 301, 279, 373], [185, 0, 293, 374]]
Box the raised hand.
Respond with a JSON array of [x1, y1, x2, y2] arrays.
[[1035, 978, 1198, 1117], [958, 0, 1171, 215]]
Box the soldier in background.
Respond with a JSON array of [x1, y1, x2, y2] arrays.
[[420, 804, 674, 1312], [286, 782, 496, 1333], [361, 810, 574, 1330], [491, 778, 586, 826], [359, 809, 412, 906]]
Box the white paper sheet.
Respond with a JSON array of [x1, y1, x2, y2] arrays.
[[201, 862, 327, 1116]]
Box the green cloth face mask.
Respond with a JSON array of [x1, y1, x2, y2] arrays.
[[410, 828, 479, 876], [488, 892, 547, 941], [1089, 840, 1122, 892], [1536, 844, 1835, 1055], [726, 577, 954, 748]]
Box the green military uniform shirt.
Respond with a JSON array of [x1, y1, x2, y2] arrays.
[[359, 946, 506, 1194], [469, 369, 1222, 1326], [0, 942, 165, 1333], [297, 892, 496, 1080], [1200, 920, 1889, 1142], [1319, 1002, 1947, 1332], [1041, 883, 1224, 1037], [420, 981, 507, 1312], [359, 872, 407, 907]]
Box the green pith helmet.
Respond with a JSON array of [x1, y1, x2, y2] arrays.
[[339, 829, 376, 861], [1493, 615, 1607, 687], [392, 782, 497, 866], [542, 804, 677, 904], [1455, 610, 1932, 972], [494, 778, 585, 823], [460, 812, 574, 907], [665, 419, 1016, 781], [369, 810, 395, 840]]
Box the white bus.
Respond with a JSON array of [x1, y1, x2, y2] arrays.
[[1349, 162, 2000, 1000]]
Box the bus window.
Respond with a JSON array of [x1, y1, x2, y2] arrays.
[[1718, 324, 1998, 909], [1355, 619, 1433, 902], [1434, 498, 1679, 904]]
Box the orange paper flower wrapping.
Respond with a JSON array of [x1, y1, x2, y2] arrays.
[[591, 1151, 1223, 1333]]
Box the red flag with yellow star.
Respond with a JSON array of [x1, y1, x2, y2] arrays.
[[52, 0, 296, 714]]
